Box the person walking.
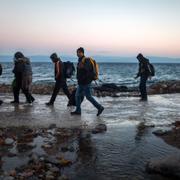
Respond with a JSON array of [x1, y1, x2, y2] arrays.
[[71, 47, 104, 116], [45, 53, 70, 106], [11, 52, 35, 104], [0, 63, 3, 105], [135, 53, 153, 101]]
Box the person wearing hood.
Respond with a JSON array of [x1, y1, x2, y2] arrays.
[[11, 52, 35, 104], [135, 53, 151, 101], [45, 53, 71, 106]]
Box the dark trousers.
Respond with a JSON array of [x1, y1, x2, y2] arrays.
[[13, 78, 34, 103], [139, 75, 148, 100], [50, 80, 70, 103]]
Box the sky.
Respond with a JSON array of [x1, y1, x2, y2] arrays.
[[0, 0, 180, 57]]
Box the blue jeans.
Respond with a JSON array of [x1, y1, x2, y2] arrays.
[[139, 75, 148, 100], [75, 84, 102, 113]]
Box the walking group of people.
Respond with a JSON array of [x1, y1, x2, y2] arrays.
[[0, 47, 154, 116]]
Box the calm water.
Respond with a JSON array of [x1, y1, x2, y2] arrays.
[[0, 94, 180, 180], [0, 62, 180, 86]]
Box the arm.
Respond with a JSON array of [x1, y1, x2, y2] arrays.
[[135, 63, 141, 79], [55, 61, 61, 80]]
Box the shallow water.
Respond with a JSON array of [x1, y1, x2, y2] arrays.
[[0, 93, 180, 179]]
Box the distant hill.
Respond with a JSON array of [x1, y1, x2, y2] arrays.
[[0, 55, 180, 63]]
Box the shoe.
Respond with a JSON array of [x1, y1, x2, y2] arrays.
[[45, 102, 54, 106], [31, 97, 35, 103], [0, 100, 3, 105], [97, 106, 104, 116], [10, 101, 19, 104], [139, 98, 148, 102], [71, 111, 81, 115]]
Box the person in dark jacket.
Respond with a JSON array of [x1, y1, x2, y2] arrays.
[[45, 53, 70, 106], [135, 53, 151, 101], [11, 52, 35, 104], [71, 47, 104, 116], [0, 64, 3, 105]]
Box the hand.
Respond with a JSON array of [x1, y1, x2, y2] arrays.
[[134, 76, 138, 79]]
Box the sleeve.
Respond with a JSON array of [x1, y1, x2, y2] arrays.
[[136, 63, 141, 77]]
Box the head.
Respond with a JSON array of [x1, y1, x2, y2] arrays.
[[136, 53, 144, 62], [50, 53, 59, 63], [77, 47, 84, 58], [14, 52, 24, 60]]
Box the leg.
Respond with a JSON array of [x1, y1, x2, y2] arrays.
[[62, 81, 71, 99], [71, 85, 84, 114], [22, 89, 32, 103], [0, 100, 3, 105], [84, 84, 104, 116], [12, 79, 21, 103], [139, 75, 148, 100], [49, 81, 61, 104], [84, 84, 102, 110], [75, 85, 84, 113]]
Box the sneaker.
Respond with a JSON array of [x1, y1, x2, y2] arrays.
[[71, 111, 81, 115], [97, 106, 104, 116], [45, 102, 54, 106], [139, 98, 148, 102], [10, 101, 19, 104], [31, 97, 35, 103]]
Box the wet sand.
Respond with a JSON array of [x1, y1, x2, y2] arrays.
[[0, 93, 180, 179]]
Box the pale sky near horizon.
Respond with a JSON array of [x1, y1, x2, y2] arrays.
[[0, 0, 180, 57]]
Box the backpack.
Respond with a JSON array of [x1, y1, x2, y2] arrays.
[[63, 61, 75, 78], [148, 63, 155, 76], [82, 57, 99, 80]]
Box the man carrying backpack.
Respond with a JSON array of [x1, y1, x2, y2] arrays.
[[46, 53, 71, 106], [0, 64, 3, 105], [135, 53, 155, 101], [71, 47, 104, 116]]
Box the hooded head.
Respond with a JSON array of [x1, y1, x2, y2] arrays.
[[14, 52, 24, 60], [50, 53, 59, 63]]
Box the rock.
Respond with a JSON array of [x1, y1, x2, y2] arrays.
[[5, 138, 14, 145], [50, 167, 60, 174], [3, 176, 15, 180], [49, 124, 57, 129], [92, 124, 107, 134], [46, 175, 55, 180], [42, 144, 52, 149], [58, 175, 69, 180], [146, 154, 180, 178], [58, 157, 72, 167], [9, 170, 16, 177], [7, 152, 16, 157], [152, 129, 169, 136], [61, 146, 69, 152], [0, 137, 5, 145], [174, 121, 180, 128]]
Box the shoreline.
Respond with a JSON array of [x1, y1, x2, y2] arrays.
[[0, 80, 180, 97]]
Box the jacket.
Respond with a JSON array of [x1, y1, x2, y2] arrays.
[[76, 56, 93, 85]]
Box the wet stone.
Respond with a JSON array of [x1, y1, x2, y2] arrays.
[[92, 124, 107, 134], [152, 129, 169, 136]]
